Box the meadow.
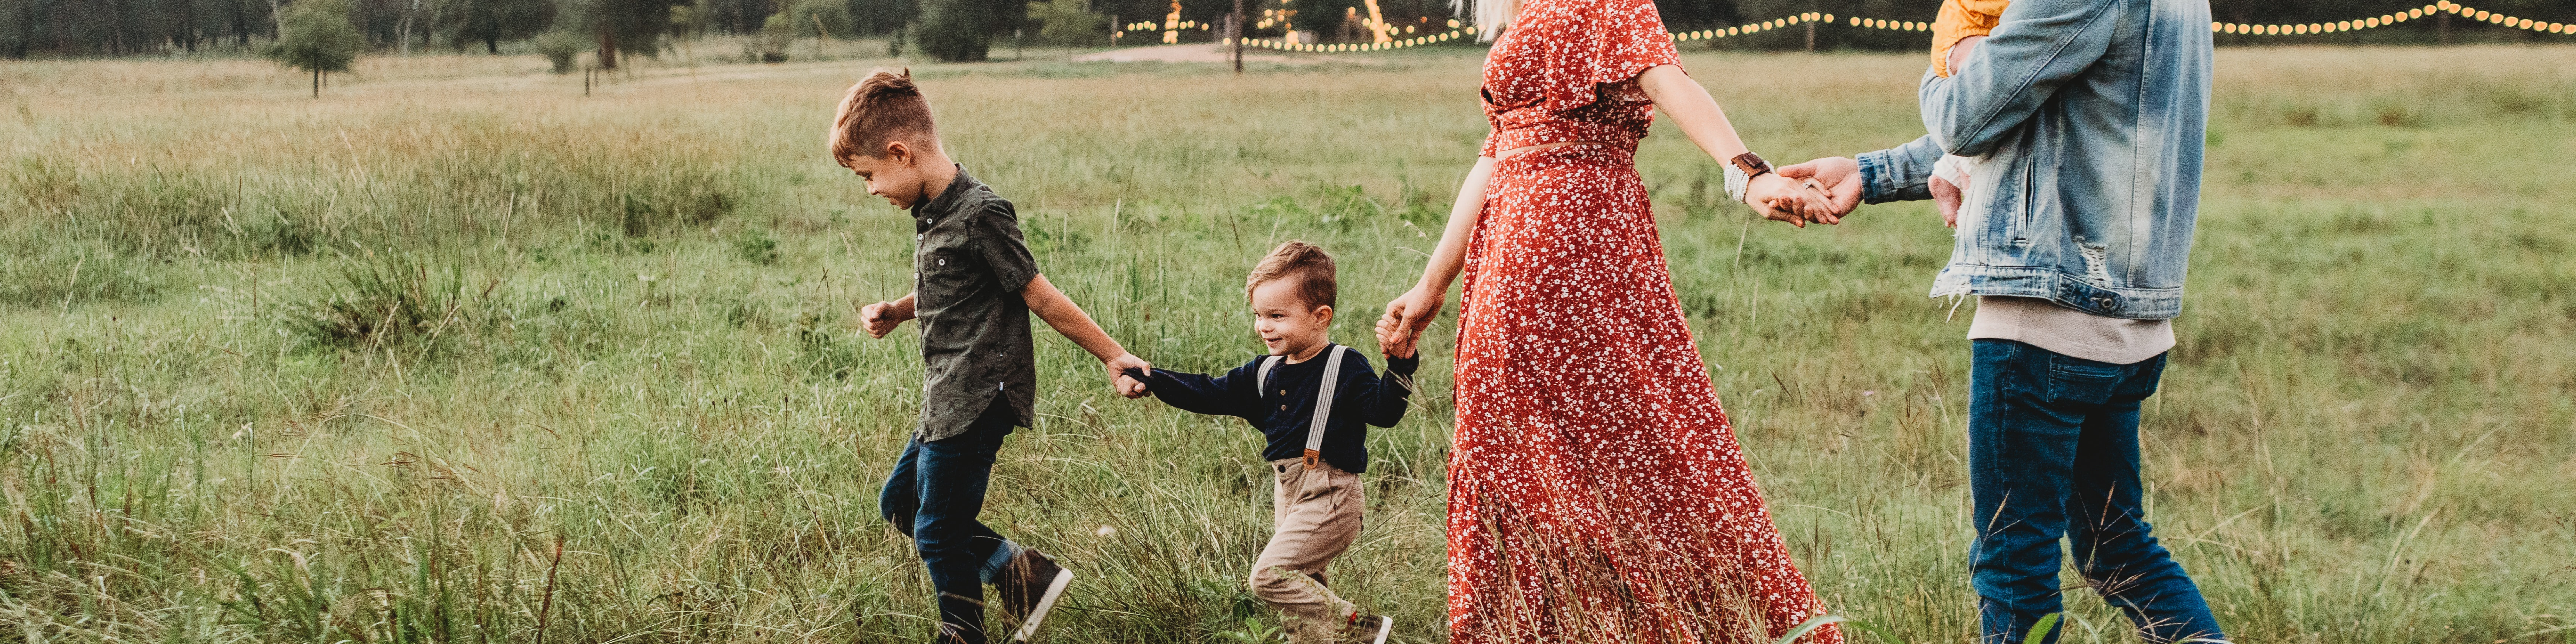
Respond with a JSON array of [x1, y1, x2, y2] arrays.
[[2, 42, 2573, 643]]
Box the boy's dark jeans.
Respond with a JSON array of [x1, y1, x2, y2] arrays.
[[881, 399, 1023, 644], [1969, 340, 2224, 644]]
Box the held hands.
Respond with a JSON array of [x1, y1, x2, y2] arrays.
[[1775, 156, 1865, 222], [1105, 353, 1152, 399], [1375, 284, 1442, 360], [1746, 173, 1841, 227]]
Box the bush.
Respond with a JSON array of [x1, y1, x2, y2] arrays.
[[1026, 0, 1107, 47], [279, 251, 481, 352], [732, 228, 780, 265], [534, 31, 587, 73]]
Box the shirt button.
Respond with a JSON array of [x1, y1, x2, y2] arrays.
[[1279, 390, 1287, 396], [1280, 405, 1288, 411]]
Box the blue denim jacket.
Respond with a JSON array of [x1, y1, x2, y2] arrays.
[[1857, 0, 2212, 320]]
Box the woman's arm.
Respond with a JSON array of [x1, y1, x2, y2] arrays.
[[1376, 156, 1496, 357], [1636, 65, 1836, 225]]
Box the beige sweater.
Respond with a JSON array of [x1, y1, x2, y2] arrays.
[[1967, 296, 2174, 365]]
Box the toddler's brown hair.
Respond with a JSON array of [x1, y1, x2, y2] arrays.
[[1245, 241, 1337, 310]]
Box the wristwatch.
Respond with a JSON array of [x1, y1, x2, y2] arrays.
[[1724, 152, 1773, 204], [1730, 152, 1773, 179]]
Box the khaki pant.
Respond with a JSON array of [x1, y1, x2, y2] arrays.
[[1249, 458, 1364, 644]]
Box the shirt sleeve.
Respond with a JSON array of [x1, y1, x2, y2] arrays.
[[973, 200, 1041, 292], [1531, 0, 1681, 115], [1144, 359, 1260, 419], [1353, 353, 1416, 428]]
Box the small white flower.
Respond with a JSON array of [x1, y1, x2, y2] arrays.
[[1095, 525, 1116, 537]]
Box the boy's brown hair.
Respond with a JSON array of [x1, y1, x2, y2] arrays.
[[1246, 241, 1337, 310], [829, 68, 938, 160]]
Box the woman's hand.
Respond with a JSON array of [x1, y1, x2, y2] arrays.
[[1377, 284, 1446, 359]]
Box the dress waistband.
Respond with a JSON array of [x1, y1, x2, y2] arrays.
[[1488, 120, 1644, 155], [1494, 142, 1636, 169]]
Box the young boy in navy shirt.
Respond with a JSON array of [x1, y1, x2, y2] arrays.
[[1123, 241, 1408, 644]]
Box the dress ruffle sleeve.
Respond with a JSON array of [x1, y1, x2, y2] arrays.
[[1530, 0, 1680, 115]]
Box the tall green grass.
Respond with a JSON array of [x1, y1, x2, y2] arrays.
[[1, 44, 2572, 643]]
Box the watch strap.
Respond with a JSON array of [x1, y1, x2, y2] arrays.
[[1730, 152, 1773, 178]]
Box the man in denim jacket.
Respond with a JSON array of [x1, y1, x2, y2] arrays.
[[1784, 0, 2225, 642]]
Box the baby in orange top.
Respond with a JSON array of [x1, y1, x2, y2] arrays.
[[1928, 0, 2009, 227]]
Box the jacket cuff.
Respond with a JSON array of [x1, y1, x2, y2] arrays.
[[1858, 149, 1898, 204]]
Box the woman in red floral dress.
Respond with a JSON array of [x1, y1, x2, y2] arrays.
[[1373, 0, 1843, 641]]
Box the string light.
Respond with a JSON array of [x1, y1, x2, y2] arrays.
[[2212, 2, 2566, 38], [1189, 2, 2566, 54]]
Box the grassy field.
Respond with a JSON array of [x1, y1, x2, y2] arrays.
[[2, 42, 2573, 643]]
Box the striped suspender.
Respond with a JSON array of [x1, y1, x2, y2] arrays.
[[1255, 344, 1349, 470]]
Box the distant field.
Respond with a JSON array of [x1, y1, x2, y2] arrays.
[[2, 44, 2572, 643]]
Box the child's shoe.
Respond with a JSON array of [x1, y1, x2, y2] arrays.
[[996, 548, 1073, 641], [1337, 614, 1391, 644]]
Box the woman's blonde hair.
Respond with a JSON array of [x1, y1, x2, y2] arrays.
[[1471, 0, 1520, 41]]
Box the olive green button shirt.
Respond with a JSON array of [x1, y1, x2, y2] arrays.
[[910, 167, 1040, 441]]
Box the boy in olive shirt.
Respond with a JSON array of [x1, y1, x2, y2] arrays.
[[835, 68, 1153, 644]]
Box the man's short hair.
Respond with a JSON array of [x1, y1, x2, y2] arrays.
[[1246, 240, 1337, 310], [829, 68, 937, 160]]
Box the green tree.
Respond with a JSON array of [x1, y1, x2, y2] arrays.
[[443, 0, 557, 54], [533, 29, 586, 72], [1025, 0, 1105, 46], [571, 0, 685, 69], [918, 0, 1020, 61], [269, 0, 364, 97]]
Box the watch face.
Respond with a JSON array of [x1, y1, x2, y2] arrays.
[[1735, 153, 1769, 175]]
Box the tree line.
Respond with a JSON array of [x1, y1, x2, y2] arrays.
[[4, 0, 2567, 63]]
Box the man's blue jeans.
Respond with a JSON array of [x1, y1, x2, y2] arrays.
[[881, 400, 1024, 644], [1969, 340, 2224, 644]]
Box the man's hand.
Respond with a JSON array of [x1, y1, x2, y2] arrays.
[[1376, 285, 1445, 359], [858, 297, 917, 339], [1776, 157, 1864, 220], [1105, 353, 1152, 399]]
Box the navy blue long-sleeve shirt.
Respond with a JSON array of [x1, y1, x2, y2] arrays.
[[1143, 344, 1417, 473]]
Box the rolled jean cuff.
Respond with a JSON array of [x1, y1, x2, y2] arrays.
[[978, 539, 1021, 584]]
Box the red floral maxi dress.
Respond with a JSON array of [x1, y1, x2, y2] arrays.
[[1443, 0, 1840, 642]]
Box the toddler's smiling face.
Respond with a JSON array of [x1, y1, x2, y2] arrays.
[[1249, 278, 1334, 360]]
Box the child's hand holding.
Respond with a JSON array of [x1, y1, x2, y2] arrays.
[[1377, 324, 1419, 360]]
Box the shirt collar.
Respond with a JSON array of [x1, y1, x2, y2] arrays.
[[910, 164, 979, 221]]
